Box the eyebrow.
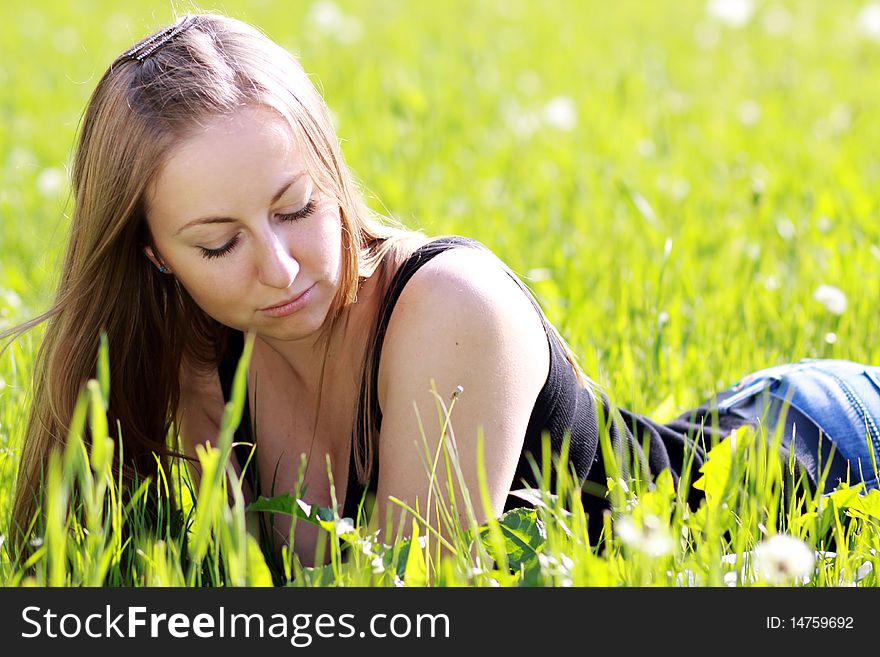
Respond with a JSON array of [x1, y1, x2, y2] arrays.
[[174, 172, 306, 236]]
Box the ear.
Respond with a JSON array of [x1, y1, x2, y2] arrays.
[[143, 245, 165, 271]]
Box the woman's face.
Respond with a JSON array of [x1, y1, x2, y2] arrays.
[[144, 106, 343, 342]]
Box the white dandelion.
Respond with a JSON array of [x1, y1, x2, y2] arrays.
[[616, 514, 674, 558], [775, 216, 796, 241], [754, 534, 815, 584], [706, 0, 754, 28], [543, 96, 577, 132], [857, 3, 880, 41], [37, 167, 65, 198], [814, 285, 847, 316]]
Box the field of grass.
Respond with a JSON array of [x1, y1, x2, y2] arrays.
[[1, 0, 879, 587]]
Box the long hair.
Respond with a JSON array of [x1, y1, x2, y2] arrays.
[[2, 14, 412, 549]]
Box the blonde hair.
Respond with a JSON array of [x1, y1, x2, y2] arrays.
[[3, 14, 412, 548]]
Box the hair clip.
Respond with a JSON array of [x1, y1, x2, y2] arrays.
[[122, 15, 201, 62]]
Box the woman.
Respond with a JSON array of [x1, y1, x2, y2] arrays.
[[4, 14, 879, 566]]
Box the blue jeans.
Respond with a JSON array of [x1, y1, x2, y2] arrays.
[[716, 359, 880, 490]]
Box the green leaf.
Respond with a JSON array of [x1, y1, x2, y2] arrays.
[[842, 488, 880, 522], [480, 507, 546, 570], [691, 428, 754, 506], [247, 493, 336, 525]]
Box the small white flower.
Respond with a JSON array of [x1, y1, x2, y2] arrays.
[[641, 515, 674, 558], [755, 534, 815, 584], [2, 290, 22, 310], [615, 515, 674, 558], [762, 275, 779, 291], [542, 96, 577, 131], [857, 3, 880, 41], [37, 167, 65, 198], [775, 216, 796, 241], [824, 332, 838, 345], [615, 516, 641, 547], [737, 100, 761, 126], [814, 285, 848, 315], [706, 0, 754, 27], [537, 552, 573, 586]]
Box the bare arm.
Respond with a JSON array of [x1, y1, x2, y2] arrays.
[[373, 247, 550, 554]]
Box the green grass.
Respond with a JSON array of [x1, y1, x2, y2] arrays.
[[2, 0, 880, 586]]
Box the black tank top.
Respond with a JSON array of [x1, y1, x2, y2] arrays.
[[218, 236, 737, 536]]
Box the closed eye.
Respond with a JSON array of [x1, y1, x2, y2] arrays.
[[199, 235, 240, 260], [198, 200, 317, 260], [277, 199, 316, 222]]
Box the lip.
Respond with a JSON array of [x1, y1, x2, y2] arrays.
[[260, 284, 314, 317]]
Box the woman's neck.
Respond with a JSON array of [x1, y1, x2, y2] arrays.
[[255, 274, 381, 402]]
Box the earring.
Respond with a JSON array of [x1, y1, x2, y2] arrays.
[[158, 265, 169, 274]]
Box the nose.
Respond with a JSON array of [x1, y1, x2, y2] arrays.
[[255, 229, 298, 289]]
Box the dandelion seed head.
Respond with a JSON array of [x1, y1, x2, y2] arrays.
[[857, 3, 880, 41], [616, 516, 640, 547], [764, 276, 780, 292], [641, 516, 675, 557], [775, 216, 796, 241], [824, 332, 838, 345], [814, 284, 847, 315], [755, 533, 815, 584], [37, 167, 65, 197], [706, 0, 754, 27], [616, 515, 674, 557], [543, 96, 577, 131]]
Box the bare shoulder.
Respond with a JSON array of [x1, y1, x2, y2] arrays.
[[391, 244, 543, 331], [377, 244, 549, 406]]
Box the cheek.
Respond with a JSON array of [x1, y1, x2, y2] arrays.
[[175, 264, 249, 317]]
